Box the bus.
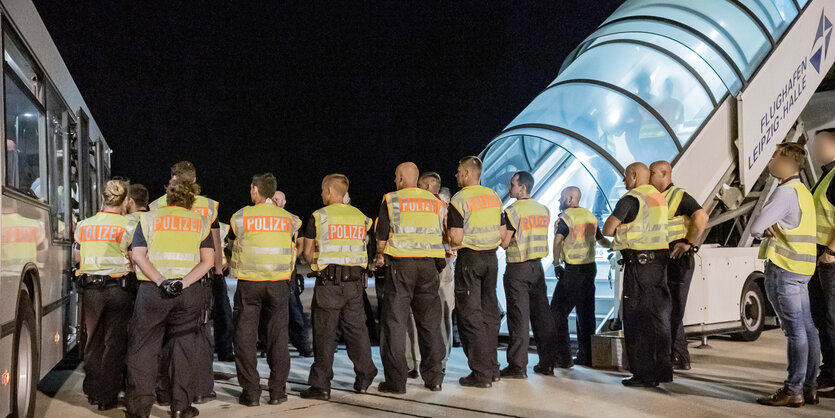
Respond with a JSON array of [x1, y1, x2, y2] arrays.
[[0, 0, 110, 416]]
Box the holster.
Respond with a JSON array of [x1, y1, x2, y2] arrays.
[[316, 265, 363, 284]]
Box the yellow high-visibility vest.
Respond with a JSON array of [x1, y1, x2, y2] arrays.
[[1, 213, 44, 273], [662, 185, 692, 243], [813, 167, 835, 246], [450, 185, 502, 251], [559, 207, 598, 265], [383, 188, 446, 258], [504, 198, 549, 263], [312, 204, 371, 271], [151, 194, 219, 226], [75, 212, 137, 277], [761, 181, 817, 275], [612, 184, 669, 251], [229, 203, 300, 281], [136, 206, 211, 281]]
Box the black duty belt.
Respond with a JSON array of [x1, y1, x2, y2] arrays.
[[310, 265, 365, 283], [618, 251, 668, 266], [77, 274, 122, 289]]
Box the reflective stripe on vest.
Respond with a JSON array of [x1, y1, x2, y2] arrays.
[[137, 207, 210, 281], [814, 168, 835, 245], [312, 204, 370, 271], [662, 186, 691, 243], [761, 181, 817, 275], [229, 203, 300, 281], [559, 207, 597, 265], [151, 194, 219, 225], [384, 188, 446, 258], [450, 185, 502, 250], [612, 184, 669, 251], [75, 212, 137, 277], [504, 199, 550, 263]]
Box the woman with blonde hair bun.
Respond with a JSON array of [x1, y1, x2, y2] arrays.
[[73, 178, 138, 411]]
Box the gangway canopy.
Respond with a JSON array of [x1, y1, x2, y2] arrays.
[[482, 0, 808, 215]]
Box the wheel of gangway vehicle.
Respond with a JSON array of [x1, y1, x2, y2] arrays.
[[730, 279, 764, 342], [12, 290, 39, 418]]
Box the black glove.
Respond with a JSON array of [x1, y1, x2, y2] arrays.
[[159, 279, 184, 298], [554, 265, 566, 280]]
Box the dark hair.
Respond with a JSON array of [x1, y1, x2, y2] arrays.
[[514, 171, 535, 194], [171, 161, 196, 182], [816, 127, 835, 136], [252, 173, 277, 199], [129, 184, 149, 208], [776, 142, 807, 169], [166, 177, 197, 209]]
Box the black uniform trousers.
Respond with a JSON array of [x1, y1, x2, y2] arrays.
[[551, 262, 597, 366], [381, 257, 445, 390], [126, 282, 203, 417], [504, 259, 558, 369], [82, 283, 134, 404], [213, 274, 235, 358], [811, 245, 835, 379], [308, 275, 377, 391], [621, 250, 673, 384], [234, 280, 290, 400], [454, 249, 500, 383], [667, 249, 695, 364]]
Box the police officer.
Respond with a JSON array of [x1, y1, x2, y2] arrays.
[[300, 174, 377, 400], [150, 161, 228, 406], [74, 179, 137, 410], [649, 160, 708, 371], [448, 156, 505, 388], [602, 162, 671, 388], [127, 183, 149, 219], [499, 171, 559, 378], [810, 129, 835, 396], [374, 162, 446, 393], [551, 186, 610, 367], [226, 173, 300, 406], [126, 177, 215, 418]]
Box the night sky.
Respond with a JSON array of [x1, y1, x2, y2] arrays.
[[33, 1, 624, 222]]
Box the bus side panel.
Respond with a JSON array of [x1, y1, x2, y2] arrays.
[[39, 242, 70, 378]]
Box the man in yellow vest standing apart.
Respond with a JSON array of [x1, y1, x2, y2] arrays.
[[448, 156, 505, 388], [650, 160, 708, 371], [752, 143, 820, 407], [499, 171, 559, 378], [150, 161, 227, 405], [809, 128, 835, 398], [551, 186, 611, 368], [227, 173, 300, 406], [602, 162, 671, 388], [300, 174, 377, 400], [374, 162, 446, 393]]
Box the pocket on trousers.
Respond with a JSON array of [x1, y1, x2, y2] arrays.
[[314, 286, 342, 310]]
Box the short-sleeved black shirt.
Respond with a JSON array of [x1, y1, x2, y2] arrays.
[[812, 161, 835, 205], [376, 199, 391, 241], [303, 215, 317, 239], [131, 222, 214, 249], [673, 190, 701, 217], [610, 196, 640, 224]]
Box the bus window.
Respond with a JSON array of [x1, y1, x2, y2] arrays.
[[47, 84, 70, 239], [4, 74, 45, 199]]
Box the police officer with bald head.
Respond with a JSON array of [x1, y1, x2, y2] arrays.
[[602, 162, 672, 388], [650, 160, 708, 371], [374, 162, 446, 393]]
